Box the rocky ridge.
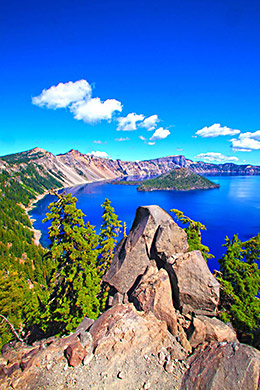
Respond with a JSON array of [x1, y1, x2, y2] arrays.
[[0, 205, 259, 389], [1, 148, 260, 190]]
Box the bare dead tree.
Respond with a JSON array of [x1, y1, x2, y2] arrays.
[[0, 314, 24, 343]]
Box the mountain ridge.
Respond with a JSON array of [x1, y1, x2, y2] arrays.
[[1, 147, 260, 190]]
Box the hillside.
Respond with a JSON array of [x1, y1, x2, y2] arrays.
[[136, 168, 220, 191], [0, 148, 260, 192]]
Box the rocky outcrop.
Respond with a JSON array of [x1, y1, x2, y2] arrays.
[[170, 250, 220, 315], [104, 205, 219, 318], [0, 204, 259, 390], [103, 205, 189, 294], [131, 265, 178, 335], [182, 342, 260, 390]]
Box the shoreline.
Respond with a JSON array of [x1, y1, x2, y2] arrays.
[[26, 177, 113, 246]]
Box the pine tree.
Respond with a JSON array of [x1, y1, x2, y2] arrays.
[[98, 198, 122, 276], [170, 209, 213, 261], [217, 234, 260, 349], [43, 192, 101, 336], [98, 199, 122, 310]]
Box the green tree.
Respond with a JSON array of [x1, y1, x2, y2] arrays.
[[98, 198, 122, 276], [170, 209, 213, 261], [98, 198, 121, 310], [43, 191, 101, 336], [217, 234, 260, 349]]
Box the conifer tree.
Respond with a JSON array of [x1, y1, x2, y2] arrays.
[[170, 209, 213, 261], [98, 198, 122, 276], [97, 198, 121, 310], [217, 234, 260, 348], [43, 192, 101, 335]]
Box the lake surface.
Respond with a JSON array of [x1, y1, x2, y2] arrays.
[[30, 176, 260, 272]]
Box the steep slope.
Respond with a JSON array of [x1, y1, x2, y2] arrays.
[[0, 148, 260, 192]]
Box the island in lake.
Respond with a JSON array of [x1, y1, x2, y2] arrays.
[[114, 167, 220, 191]]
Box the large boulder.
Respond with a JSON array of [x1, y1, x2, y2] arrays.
[[187, 315, 237, 348], [130, 264, 178, 335], [170, 250, 220, 315], [103, 205, 188, 294], [182, 342, 260, 390], [89, 303, 173, 359]]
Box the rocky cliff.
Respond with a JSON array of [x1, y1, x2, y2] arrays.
[[1, 148, 260, 191], [1, 205, 259, 390]]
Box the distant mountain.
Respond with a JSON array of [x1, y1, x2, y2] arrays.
[[136, 168, 220, 191], [0, 148, 260, 191]]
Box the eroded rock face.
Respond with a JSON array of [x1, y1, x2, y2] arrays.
[[103, 205, 188, 294], [153, 220, 189, 263], [130, 264, 178, 335], [187, 315, 237, 348], [171, 250, 220, 315], [89, 303, 173, 359], [182, 342, 260, 390]]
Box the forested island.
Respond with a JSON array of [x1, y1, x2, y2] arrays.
[[114, 168, 220, 191]]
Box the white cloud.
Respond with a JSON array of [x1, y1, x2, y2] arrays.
[[239, 130, 260, 140], [150, 127, 170, 141], [195, 152, 239, 163], [230, 130, 260, 151], [33, 79, 122, 124], [93, 140, 103, 144], [196, 123, 241, 138], [32, 80, 92, 109], [231, 138, 260, 152], [70, 97, 122, 123], [117, 113, 145, 131], [115, 137, 130, 142], [139, 135, 146, 141], [140, 115, 160, 131], [89, 151, 109, 158], [148, 142, 155, 145]]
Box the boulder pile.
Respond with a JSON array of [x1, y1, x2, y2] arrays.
[[0, 205, 260, 390]]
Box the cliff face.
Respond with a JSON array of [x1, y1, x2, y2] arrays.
[[1, 148, 260, 189]]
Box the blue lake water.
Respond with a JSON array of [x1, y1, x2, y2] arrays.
[[30, 176, 260, 272]]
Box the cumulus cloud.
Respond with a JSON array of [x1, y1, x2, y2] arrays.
[[148, 142, 155, 145], [89, 151, 109, 158], [32, 79, 122, 124], [140, 115, 160, 131], [139, 135, 146, 141], [231, 138, 260, 152], [196, 123, 241, 138], [230, 130, 260, 151], [150, 127, 170, 141], [70, 98, 122, 123], [93, 140, 103, 144], [32, 80, 92, 109], [195, 152, 239, 163], [117, 113, 145, 131], [115, 137, 130, 142]]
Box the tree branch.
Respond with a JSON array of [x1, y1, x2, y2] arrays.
[[0, 314, 24, 343]]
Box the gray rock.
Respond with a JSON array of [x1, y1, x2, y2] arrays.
[[182, 342, 260, 390], [131, 265, 178, 335], [103, 205, 182, 294], [153, 221, 189, 263], [171, 250, 220, 315]]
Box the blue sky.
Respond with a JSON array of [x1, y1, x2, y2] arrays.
[[1, 0, 260, 164]]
